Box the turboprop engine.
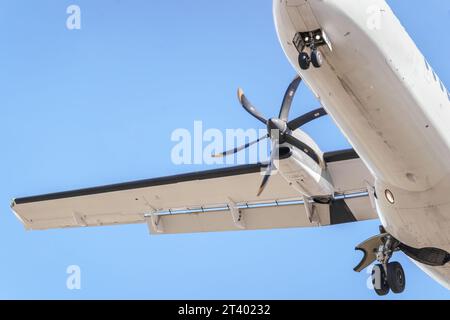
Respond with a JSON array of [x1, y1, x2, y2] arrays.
[[213, 76, 335, 199]]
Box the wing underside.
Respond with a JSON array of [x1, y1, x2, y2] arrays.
[[11, 149, 377, 234]]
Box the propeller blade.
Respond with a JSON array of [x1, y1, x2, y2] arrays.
[[257, 141, 279, 196], [237, 88, 267, 125], [287, 107, 328, 130], [212, 135, 268, 158], [284, 133, 321, 165], [278, 76, 302, 121]]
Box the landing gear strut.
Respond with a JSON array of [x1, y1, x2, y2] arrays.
[[293, 29, 329, 70], [371, 233, 406, 296], [356, 226, 450, 295]]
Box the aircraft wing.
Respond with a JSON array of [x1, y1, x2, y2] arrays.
[[11, 149, 377, 234]]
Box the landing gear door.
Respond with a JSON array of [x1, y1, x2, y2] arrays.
[[354, 233, 387, 272]]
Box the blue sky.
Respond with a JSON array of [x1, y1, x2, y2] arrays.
[[0, 0, 449, 299]]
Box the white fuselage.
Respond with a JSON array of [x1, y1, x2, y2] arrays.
[[274, 0, 450, 288]]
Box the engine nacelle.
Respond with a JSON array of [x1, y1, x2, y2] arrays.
[[277, 129, 334, 198]]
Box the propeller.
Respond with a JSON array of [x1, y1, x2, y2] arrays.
[[288, 107, 328, 131], [257, 140, 279, 196], [212, 134, 268, 158], [214, 75, 328, 196]]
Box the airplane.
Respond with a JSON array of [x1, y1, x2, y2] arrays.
[[10, 0, 450, 296]]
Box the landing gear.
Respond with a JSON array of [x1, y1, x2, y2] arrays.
[[298, 52, 310, 70], [387, 261, 406, 294], [372, 233, 406, 296], [355, 227, 407, 296], [293, 29, 329, 70], [298, 50, 322, 70], [356, 226, 450, 295], [311, 50, 323, 68], [372, 262, 406, 296], [372, 264, 390, 296]]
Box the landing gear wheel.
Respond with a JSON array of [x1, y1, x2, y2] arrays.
[[372, 264, 390, 296], [387, 262, 406, 294], [311, 49, 323, 68], [298, 52, 310, 70]]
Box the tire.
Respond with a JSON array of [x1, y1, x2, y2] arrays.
[[387, 262, 406, 294], [298, 52, 310, 70], [311, 50, 323, 68], [372, 264, 390, 296]]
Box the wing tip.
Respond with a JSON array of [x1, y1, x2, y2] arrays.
[[10, 199, 32, 230]]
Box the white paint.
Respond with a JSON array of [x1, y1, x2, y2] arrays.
[[274, 0, 450, 289]]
